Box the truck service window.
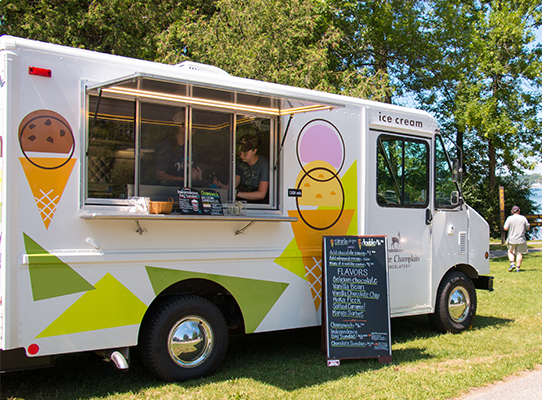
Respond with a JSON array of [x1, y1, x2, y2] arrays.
[[86, 92, 276, 209], [234, 115, 272, 205], [87, 97, 135, 199], [377, 134, 429, 208]]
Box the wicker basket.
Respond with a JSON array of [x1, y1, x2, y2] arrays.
[[149, 198, 174, 214]]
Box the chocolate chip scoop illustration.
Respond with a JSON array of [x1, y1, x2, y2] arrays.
[[18, 109, 77, 229], [19, 109, 75, 169]]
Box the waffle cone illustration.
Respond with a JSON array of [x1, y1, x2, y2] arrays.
[[289, 209, 354, 311], [20, 158, 76, 229], [18, 110, 76, 229]]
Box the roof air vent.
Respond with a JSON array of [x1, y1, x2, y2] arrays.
[[174, 61, 230, 76]]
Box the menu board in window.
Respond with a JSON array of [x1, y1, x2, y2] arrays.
[[177, 188, 202, 214], [323, 235, 392, 365], [200, 190, 223, 215]]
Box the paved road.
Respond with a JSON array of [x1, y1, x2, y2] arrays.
[[454, 246, 542, 399], [454, 366, 542, 400]]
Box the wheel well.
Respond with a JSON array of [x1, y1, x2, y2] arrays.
[[452, 264, 478, 280], [143, 278, 245, 334]]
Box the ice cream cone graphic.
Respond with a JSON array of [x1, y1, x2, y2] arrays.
[[287, 120, 349, 312], [19, 158, 76, 228], [18, 110, 76, 229], [290, 161, 353, 312], [272, 119, 359, 312]]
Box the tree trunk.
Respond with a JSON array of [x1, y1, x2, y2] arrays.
[[374, 45, 391, 104], [488, 136, 497, 201]]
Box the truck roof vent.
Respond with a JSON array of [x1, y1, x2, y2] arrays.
[[174, 61, 230, 76]]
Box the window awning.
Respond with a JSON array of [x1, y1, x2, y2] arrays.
[[87, 73, 343, 116]]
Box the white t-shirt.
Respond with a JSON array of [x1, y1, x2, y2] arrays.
[[504, 214, 530, 244]]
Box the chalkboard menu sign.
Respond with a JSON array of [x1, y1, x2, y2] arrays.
[[323, 235, 392, 365], [200, 190, 224, 215], [177, 188, 202, 214]]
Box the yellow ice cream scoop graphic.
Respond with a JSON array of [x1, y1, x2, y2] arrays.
[[18, 110, 76, 229], [296, 160, 344, 230]]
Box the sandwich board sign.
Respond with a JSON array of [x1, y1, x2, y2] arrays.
[[323, 236, 392, 365]]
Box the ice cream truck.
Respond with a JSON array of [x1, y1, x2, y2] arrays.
[[0, 36, 493, 381]]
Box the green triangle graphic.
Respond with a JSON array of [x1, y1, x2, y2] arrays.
[[23, 233, 95, 301], [273, 237, 306, 280], [146, 267, 289, 333], [37, 273, 147, 338]]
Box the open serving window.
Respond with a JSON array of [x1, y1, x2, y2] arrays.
[[85, 73, 341, 215]]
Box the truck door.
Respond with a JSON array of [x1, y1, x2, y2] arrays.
[[368, 130, 432, 315], [431, 135, 468, 276]]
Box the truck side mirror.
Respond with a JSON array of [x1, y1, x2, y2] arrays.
[[452, 159, 462, 183]]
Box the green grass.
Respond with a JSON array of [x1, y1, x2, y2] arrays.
[[2, 250, 542, 400]]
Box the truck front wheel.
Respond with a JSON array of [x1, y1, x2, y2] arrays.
[[139, 295, 228, 381], [429, 271, 477, 333]]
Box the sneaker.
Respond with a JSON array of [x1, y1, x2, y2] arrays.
[[508, 265, 516, 272], [515, 268, 520, 273]]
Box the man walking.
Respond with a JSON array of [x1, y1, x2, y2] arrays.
[[503, 205, 530, 272]]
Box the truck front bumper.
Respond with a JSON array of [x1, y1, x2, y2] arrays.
[[473, 275, 494, 291]]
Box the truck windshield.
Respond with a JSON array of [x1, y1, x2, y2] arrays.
[[377, 134, 429, 208]]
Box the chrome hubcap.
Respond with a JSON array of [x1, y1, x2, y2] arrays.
[[448, 286, 470, 323], [168, 316, 213, 368]]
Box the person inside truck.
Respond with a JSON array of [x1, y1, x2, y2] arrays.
[[215, 129, 269, 202], [155, 112, 202, 185], [235, 131, 269, 202]]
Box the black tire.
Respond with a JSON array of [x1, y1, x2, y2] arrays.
[[139, 295, 228, 382], [428, 271, 477, 333]]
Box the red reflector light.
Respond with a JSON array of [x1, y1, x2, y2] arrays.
[[28, 343, 40, 355], [29, 66, 52, 78]]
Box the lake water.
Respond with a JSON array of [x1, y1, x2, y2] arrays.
[[531, 188, 541, 239]]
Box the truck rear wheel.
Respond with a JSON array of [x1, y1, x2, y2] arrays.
[[139, 295, 228, 381], [429, 271, 476, 333]]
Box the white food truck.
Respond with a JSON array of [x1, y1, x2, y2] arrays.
[[0, 36, 492, 381]]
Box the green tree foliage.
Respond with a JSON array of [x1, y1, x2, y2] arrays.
[[329, 0, 435, 103], [457, 1, 542, 184], [0, 0, 215, 60], [0, 0, 388, 99], [155, 0, 388, 99], [463, 174, 540, 239], [407, 0, 542, 236]]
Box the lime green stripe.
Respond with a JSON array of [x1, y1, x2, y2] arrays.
[[146, 267, 288, 333], [37, 273, 147, 338]]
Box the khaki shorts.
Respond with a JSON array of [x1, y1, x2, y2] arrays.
[[507, 243, 528, 255]]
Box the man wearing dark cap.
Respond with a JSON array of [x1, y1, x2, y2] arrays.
[[503, 205, 530, 272]]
